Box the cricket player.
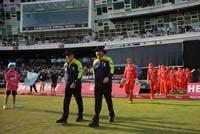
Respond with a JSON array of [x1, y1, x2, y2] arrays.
[[159, 65, 168, 97], [176, 67, 185, 92], [185, 68, 191, 87], [147, 63, 158, 100], [121, 58, 139, 103], [169, 68, 176, 93]]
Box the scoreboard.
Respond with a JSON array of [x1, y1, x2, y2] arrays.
[[20, 0, 91, 33]]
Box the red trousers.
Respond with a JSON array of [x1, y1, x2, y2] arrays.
[[149, 80, 157, 99], [160, 80, 168, 97], [125, 81, 134, 101], [177, 81, 185, 91], [169, 81, 176, 92]]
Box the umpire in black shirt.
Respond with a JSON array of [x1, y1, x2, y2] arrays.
[[56, 50, 84, 125]]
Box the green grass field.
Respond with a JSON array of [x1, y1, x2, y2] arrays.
[[0, 94, 200, 134]]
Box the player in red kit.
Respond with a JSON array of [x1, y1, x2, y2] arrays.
[[159, 65, 168, 97], [3, 62, 20, 110], [185, 68, 191, 88], [154, 68, 159, 95], [177, 68, 185, 92], [175, 68, 179, 90], [182, 69, 187, 91], [157, 65, 161, 95], [147, 63, 158, 100], [121, 58, 139, 104], [166, 66, 171, 91], [169, 68, 176, 93]]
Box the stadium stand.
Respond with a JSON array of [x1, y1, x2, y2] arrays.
[[0, 0, 200, 76]]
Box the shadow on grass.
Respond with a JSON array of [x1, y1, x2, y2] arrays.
[[15, 107, 62, 115], [15, 107, 199, 134], [56, 118, 199, 134], [107, 118, 199, 134], [93, 115, 200, 134]]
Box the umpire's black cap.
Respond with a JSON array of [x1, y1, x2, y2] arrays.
[[64, 49, 75, 56], [95, 46, 107, 54]]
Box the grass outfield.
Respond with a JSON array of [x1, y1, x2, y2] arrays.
[[0, 95, 200, 134]]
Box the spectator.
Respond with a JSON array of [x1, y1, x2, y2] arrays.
[[39, 68, 48, 92], [50, 69, 58, 93], [3, 62, 20, 110], [30, 69, 38, 93]]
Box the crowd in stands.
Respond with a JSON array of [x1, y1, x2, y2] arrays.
[[141, 25, 199, 38], [1, 24, 200, 47], [0, 59, 93, 85], [33, 35, 91, 45], [0, 62, 64, 85], [0, 38, 18, 47], [0, 65, 7, 84], [95, 25, 200, 42]]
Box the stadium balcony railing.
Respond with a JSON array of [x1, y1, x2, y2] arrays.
[[0, 45, 13, 50], [0, 31, 200, 50], [108, 0, 200, 19], [99, 31, 200, 49]]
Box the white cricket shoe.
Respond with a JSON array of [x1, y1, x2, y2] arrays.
[[128, 101, 133, 104], [3, 105, 7, 110]]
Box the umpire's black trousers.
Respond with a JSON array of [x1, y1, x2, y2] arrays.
[[62, 83, 83, 121], [93, 83, 115, 122]]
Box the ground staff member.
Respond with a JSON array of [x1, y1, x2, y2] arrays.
[[56, 50, 84, 125], [88, 46, 115, 128]]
